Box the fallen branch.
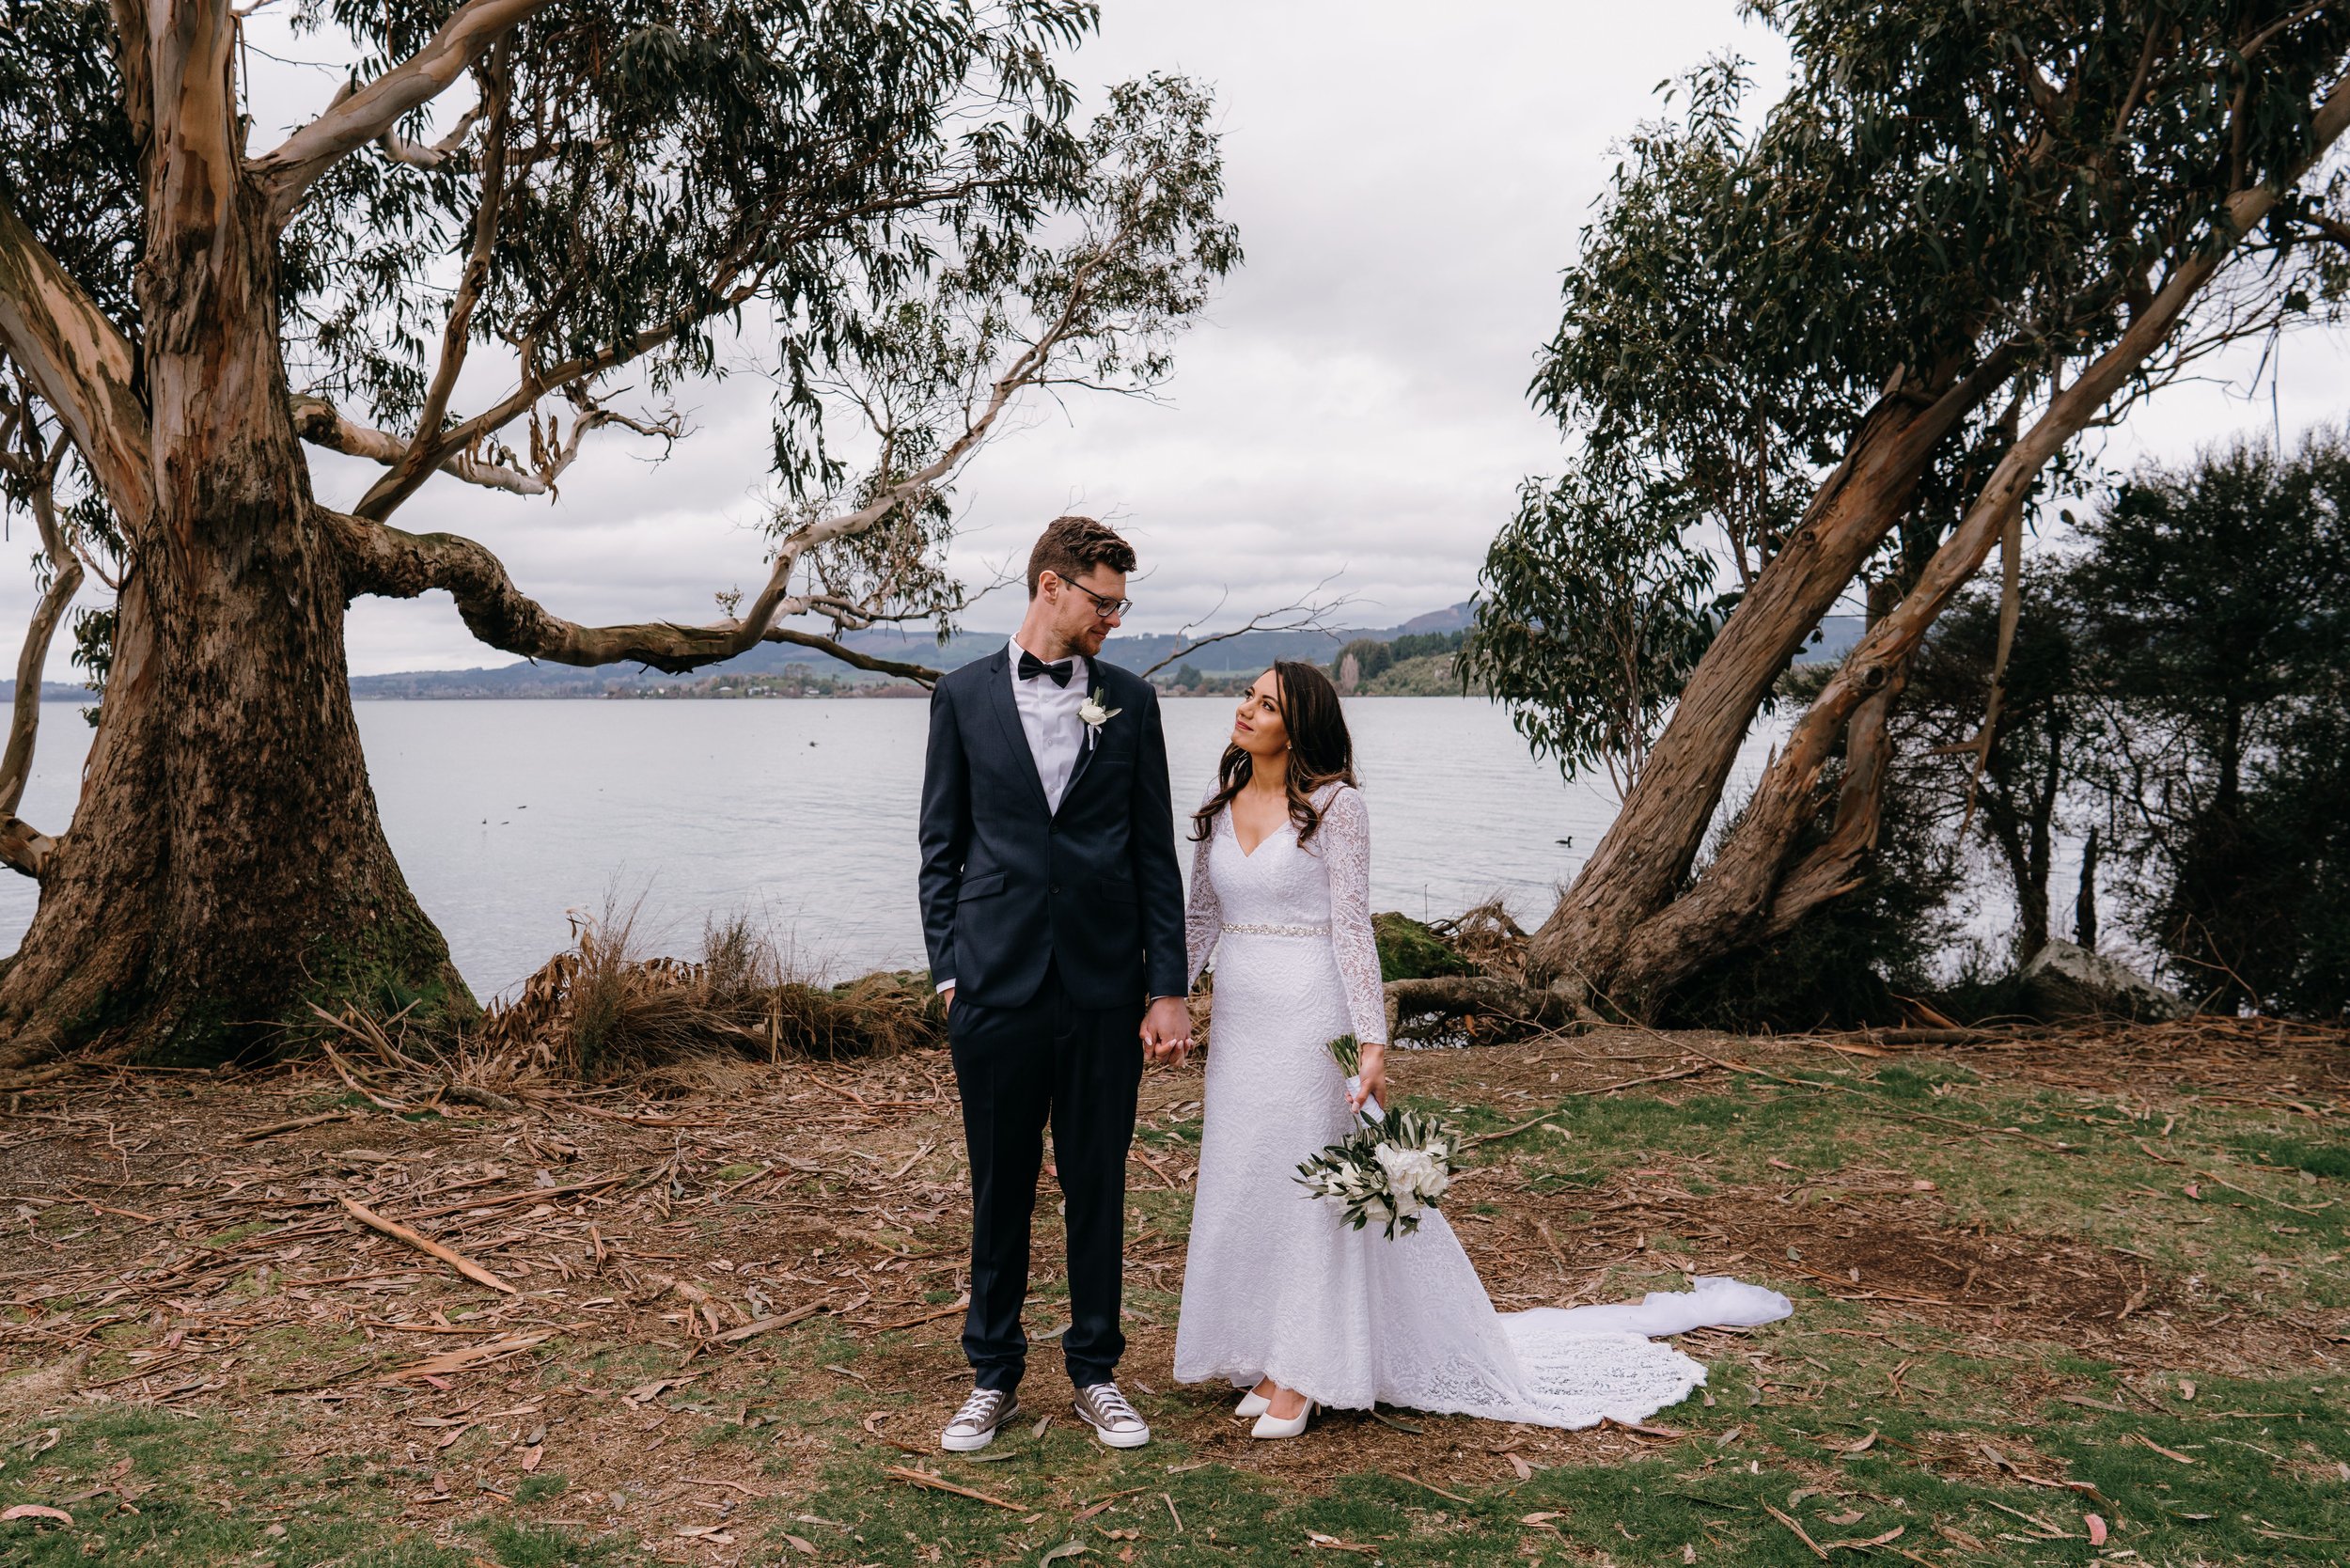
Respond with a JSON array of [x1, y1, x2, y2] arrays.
[[881, 1466, 1026, 1513], [338, 1197, 515, 1294], [377, 1330, 556, 1384], [1764, 1503, 1828, 1560], [866, 1294, 970, 1333], [708, 1302, 826, 1344], [230, 1109, 365, 1143]]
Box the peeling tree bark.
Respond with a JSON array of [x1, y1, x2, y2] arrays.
[[0, 5, 459, 1068]]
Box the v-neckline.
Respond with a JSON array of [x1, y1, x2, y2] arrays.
[[1228, 808, 1291, 860]]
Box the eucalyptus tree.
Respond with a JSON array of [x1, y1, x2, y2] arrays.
[[1460, 452, 1720, 801], [1484, 1, 2350, 1012], [0, 1, 1237, 1066]]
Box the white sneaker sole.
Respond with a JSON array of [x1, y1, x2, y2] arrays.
[[940, 1401, 1020, 1452], [1076, 1406, 1152, 1449]]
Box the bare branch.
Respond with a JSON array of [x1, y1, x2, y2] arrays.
[[249, 0, 556, 226], [764, 628, 941, 684], [356, 50, 512, 518], [292, 394, 556, 497], [1138, 575, 1357, 679], [380, 102, 482, 169], [325, 509, 941, 681], [0, 195, 152, 525], [354, 276, 762, 522]]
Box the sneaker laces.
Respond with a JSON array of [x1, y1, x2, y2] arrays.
[[950, 1388, 1005, 1429], [1084, 1383, 1140, 1426]]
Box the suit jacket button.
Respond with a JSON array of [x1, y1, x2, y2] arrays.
[[1050, 884, 1061, 895]]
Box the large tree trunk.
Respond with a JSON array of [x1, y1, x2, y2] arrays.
[[0, 12, 461, 1069], [1522, 354, 2010, 1000]]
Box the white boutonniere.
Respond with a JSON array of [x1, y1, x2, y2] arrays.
[[1078, 688, 1121, 748]]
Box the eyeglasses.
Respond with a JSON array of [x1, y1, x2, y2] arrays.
[[1067, 580, 1132, 619]]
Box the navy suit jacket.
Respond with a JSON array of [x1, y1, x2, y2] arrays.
[[917, 647, 1188, 1011]]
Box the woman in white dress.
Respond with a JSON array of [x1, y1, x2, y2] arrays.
[[1172, 662, 1791, 1439]]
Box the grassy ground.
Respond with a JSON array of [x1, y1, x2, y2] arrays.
[[1, 1019, 2343, 1566]]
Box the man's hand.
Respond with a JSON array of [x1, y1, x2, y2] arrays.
[[940, 984, 954, 1017], [1140, 996, 1192, 1065]]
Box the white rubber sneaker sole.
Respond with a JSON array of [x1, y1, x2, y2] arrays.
[[940, 1401, 1020, 1452], [1074, 1403, 1152, 1450]]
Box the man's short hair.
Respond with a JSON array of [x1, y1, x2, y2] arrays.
[[1027, 515, 1137, 597]]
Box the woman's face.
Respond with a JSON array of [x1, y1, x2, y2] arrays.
[[1231, 669, 1289, 761]]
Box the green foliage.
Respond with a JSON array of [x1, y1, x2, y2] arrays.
[[2068, 427, 2350, 1016], [1330, 636, 1393, 684], [1462, 450, 1721, 792], [1372, 912, 1479, 981], [1482, 0, 2350, 889], [0, 1, 141, 330]]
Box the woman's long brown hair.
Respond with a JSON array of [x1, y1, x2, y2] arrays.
[[1190, 660, 1358, 847]]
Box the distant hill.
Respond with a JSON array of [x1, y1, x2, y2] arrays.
[[6, 604, 1864, 705], [348, 602, 1481, 698]]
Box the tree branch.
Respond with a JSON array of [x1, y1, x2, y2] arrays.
[[326, 509, 948, 681], [764, 628, 940, 683], [1138, 576, 1356, 678], [291, 394, 557, 497], [356, 48, 511, 518], [0, 434, 79, 879], [353, 275, 762, 522], [0, 195, 152, 525], [248, 0, 556, 226], [380, 103, 481, 169]]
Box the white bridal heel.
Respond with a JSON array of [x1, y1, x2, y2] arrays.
[[1235, 1388, 1271, 1419], [1250, 1397, 1316, 1439]]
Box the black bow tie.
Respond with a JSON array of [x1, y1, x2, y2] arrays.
[[1017, 650, 1074, 687]]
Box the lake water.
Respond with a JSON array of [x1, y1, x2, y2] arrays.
[[0, 698, 1787, 1001]]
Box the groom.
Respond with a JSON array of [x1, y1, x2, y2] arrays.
[[917, 515, 1192, 1452]]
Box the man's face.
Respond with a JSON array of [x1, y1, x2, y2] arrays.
[[1044, 566, 1128, 658]]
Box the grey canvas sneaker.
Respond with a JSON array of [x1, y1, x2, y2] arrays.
[[1072, 1381, 1151, 1449], [941, 1387, 1022, 1452]]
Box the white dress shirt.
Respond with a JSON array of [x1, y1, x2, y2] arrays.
[[1009, 635, 1089, 814], [936, 637, 1091, 996]]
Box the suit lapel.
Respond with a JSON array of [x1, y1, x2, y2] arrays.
[[981, 645, 1054, 818]]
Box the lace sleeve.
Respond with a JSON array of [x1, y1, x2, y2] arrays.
[[1319, 786, 1388, 1045], [1184, 802, 1222, 990]]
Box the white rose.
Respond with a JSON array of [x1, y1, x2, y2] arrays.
[[1374, 1145, 1445, 1215]]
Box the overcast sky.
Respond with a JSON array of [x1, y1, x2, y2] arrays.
[[8, 3, 2344, 678]]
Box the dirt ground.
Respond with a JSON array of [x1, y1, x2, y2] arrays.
[[2, 1018, 2345, 1566]]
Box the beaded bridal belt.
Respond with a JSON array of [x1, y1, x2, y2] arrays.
[[1222, 921, 1331, 938]]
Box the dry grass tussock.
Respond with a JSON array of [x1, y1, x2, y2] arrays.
[[325, 902, 947, 1089]]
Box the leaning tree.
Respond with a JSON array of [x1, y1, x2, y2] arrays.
[[1473, 1, 2350, 1013], [0, 1, 1237, 1066]]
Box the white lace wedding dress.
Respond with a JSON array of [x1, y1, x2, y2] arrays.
[[1170, 783, 1792, 1428]]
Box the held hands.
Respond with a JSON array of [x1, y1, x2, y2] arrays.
[[1345, 1041, 1388, 1116], [1140, 996, 1194, 1066]]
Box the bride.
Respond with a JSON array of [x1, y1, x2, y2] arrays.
[[1172, 660, 1791, 1438]]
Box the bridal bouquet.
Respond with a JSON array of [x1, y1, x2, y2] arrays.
[[1295, 1034, 1460, 1239]]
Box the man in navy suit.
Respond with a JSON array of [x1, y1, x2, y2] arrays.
[[917, 515, 1192, 1452]]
